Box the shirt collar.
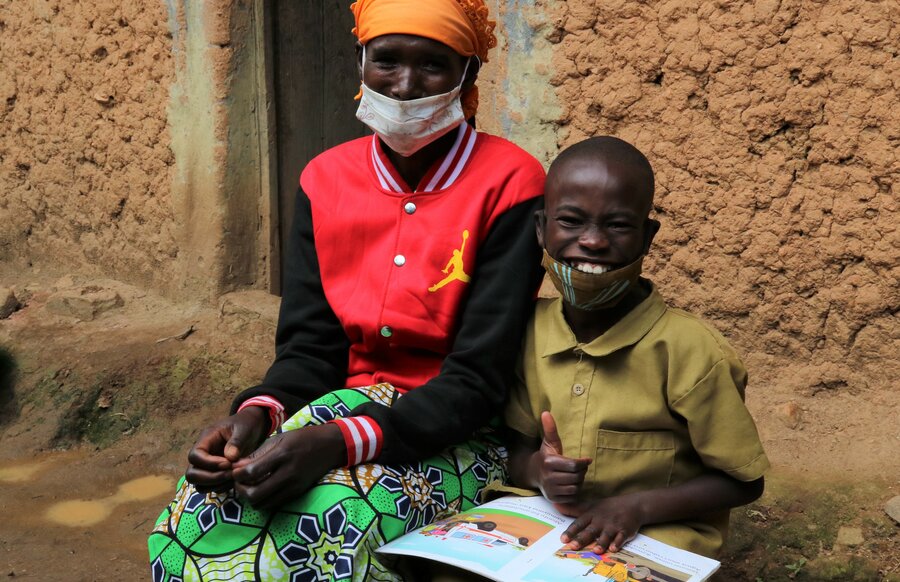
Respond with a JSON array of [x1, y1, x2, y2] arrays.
[[370, 122, 478, 194], [541, 281, 667, 359]]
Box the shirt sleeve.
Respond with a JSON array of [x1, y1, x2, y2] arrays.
[[349, 195, 546, 464], [670, 355, 770, 482], [230, 189, 351, 423]]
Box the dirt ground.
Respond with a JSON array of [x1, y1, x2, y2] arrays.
[[0, 268, 898, 582]]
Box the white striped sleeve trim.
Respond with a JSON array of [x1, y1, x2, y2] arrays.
[[331, 416, 383, 466], [237, 396, 286, 432]]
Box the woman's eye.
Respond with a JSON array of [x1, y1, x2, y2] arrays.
[[373, 60, 396, 69], [422, 60, 446, 72]]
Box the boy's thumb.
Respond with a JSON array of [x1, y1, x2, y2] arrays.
[[540, 411, 564, 455]]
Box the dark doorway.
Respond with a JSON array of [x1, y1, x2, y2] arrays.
[[269, 1, 368, 293]]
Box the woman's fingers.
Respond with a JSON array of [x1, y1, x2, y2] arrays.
[[223, 407, 269, 462], [234, 472, 285, 509], [188, 428, 232, 470], [233, 437, 284, 485], [186, 427, 235, 487], [185, 465, 233, 489]]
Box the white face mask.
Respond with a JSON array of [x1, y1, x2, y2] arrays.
[[355, 47, 471, 157]]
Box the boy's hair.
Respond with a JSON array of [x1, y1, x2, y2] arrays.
[[549, 136, 655, 212]]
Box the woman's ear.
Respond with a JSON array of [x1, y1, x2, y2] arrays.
[[462, 56, 481, 91], [355, 42, 364, 80]]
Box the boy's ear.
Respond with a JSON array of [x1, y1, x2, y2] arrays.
[[642, 218, 660, 254], [534, 210, 546, 248]]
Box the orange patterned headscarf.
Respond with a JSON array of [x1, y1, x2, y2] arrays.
[[350, 0, 497, 118]]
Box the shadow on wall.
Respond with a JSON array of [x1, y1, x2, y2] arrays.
[[0, 346, 18, 426]]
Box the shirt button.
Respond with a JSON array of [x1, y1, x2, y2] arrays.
[[572, 383, 585, 396], [380, 326, 393, 338], [404, 202, 417, 214], [394, 254, 406, 267]]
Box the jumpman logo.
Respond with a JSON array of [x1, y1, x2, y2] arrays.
[[428, 230, 471, 292]]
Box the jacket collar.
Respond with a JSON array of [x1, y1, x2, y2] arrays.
[[370, 122, 477, 194]]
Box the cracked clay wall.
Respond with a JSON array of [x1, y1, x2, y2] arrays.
[[0, 1, 178, 289], [0, 1, 269, 300], [489, 0, 898, 398]]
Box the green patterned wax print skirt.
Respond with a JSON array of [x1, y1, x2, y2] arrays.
[[148, 384, 507, 581]]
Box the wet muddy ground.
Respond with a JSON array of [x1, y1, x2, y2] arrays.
[[0, 450, 174, 580]]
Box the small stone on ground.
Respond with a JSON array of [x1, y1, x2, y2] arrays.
[[779, 400, 802, 429], [835, 526, 864, 547], [885, 495, 900, 525], [0, 287, 20, 319], [46, 286, 124, 321]]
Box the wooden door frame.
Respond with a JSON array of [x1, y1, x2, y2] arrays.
[[258, 0, 365, 295], [253, 0, 281, 294]]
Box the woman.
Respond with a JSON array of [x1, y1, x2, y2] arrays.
[[149, 0, 545, 579]]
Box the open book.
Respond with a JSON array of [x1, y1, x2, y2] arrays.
[[378, 495, 720, 582]]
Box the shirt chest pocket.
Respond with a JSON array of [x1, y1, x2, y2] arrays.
[[595, 429, 675, 494]]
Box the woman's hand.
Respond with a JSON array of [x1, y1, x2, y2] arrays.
[[185, 407, 270, 492], [561, 494, 644, 554], [231, 423, 346, 510], [531, 411, 591, 508]]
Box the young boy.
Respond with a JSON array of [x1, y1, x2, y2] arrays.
[[505, 136, 769, 558]]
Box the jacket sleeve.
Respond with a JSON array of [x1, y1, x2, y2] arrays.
[[230, 188, 350, 419], [348, 196, 546, 464]]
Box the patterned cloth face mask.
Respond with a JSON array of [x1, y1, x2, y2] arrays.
[[356, 46, 472, 157], [541, 249, 644, 311]]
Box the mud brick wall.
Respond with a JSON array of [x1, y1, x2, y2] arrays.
[[536, 0, 898, 394], [1, 0, 897, 397], [0, 1, 176, 287]]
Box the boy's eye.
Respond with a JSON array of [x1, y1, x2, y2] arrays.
[[554, 216, 582, 228], [608, 221, 634, 231]]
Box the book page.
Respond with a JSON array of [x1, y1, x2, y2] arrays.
[[518, 533, 720, 582], [378, 496, 570, 581], [378, 496, 720, 582]]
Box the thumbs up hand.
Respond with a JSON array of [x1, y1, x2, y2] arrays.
[[533, 411, 592, 511]]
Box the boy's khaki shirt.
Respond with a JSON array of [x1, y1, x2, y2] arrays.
[[506, 283, 769, 556]]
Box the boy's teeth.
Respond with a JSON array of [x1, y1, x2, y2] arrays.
[[574, 263, 610, 274]]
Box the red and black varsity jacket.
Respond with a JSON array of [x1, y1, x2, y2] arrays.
[[233, 123, 545, 465]]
